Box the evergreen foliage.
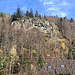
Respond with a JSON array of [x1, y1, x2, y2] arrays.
[[12, 5, 22, 21], [16, 6, 22, 18], [29, 8, 33, 18], [0, 12, 7, 17], [70, 18, 73, 22], [0, 12, 11, 18], [12, 12, 17, 21], [60, 18, 63, 21], [35, 10, 38, 17], [26, 10, 29, 16]]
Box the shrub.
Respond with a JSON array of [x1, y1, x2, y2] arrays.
[[0, 12, 4, 17], [37, 54, 44, 71], [70, 18, 73, 22]]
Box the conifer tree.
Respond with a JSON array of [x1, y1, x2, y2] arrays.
[[29, 8, 33, 18], [12, 12, 17, 21], [12, 5, 22, 21], [35, 10, 38, 17], [70, 18, 73, 22], [26, 10, 29, 16], [16, 5, 22, 18]]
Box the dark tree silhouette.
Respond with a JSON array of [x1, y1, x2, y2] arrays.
[[12, 5, 22, 21], [29, 8, 34, 18], [35, 10, 38, 17], [26, 10, 29, 16], [16, 5, 22, 18]]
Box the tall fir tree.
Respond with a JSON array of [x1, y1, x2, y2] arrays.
[[12, 5, 22, 21], [29, 8, 33, 18], [16, 5, 22, 18], [26, 10, 29, 16], [35, 10, 38, 17]]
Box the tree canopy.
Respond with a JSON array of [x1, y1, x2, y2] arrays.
[[29, 8, 33, 18], [26, 10, 29, 16], [12, 6, 22, 21], [16, 6, 22, 18], [35, 10, 38, 17]]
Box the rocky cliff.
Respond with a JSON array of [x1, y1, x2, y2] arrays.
[[11, 16, 69, 60], [12, 17, 58, 39]]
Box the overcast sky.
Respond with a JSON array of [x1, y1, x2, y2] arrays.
[[0, 0, 75, 19]]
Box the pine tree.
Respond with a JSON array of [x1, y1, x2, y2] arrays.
[[26, 10, 29, 16], [16, 5, 22, 18], [70, 18, 73, 22], [12, 12, 17, 21], [11, 5, 22, 21], [29, 8, 33, 18], [35, 10, 38, 17]]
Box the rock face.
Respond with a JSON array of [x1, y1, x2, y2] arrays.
[[11, 17, 69, 60], [11, 17, 57, 38]]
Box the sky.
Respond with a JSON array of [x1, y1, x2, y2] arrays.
[[0, 0, 75, 20]]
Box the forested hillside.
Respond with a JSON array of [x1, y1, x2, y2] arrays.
[[0, 6, 75, 75]]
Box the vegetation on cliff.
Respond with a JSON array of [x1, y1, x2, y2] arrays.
[[0, 6, 75, 75]]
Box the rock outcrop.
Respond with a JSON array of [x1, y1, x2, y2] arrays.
[[12, 17, 58, 38], [11, 17, 69, 59]]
